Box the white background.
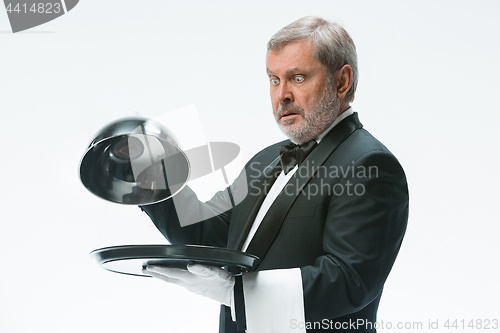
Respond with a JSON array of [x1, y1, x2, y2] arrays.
[[1, 1, 499, 332]]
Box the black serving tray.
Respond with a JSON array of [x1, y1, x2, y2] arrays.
[[90, 244, 259, 277]]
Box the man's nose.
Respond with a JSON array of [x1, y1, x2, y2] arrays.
[[276, 82, 294, 103]]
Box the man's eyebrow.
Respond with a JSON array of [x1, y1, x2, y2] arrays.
[[266, 68, 304, 76]]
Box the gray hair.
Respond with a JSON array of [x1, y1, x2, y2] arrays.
[[267, 16, 358, 103]]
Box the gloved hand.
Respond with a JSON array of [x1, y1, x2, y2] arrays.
[[144, 264, 235, 306]]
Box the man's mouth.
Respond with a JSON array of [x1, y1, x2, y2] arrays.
[[280, 111, 301, 125], [276, 104, 304, 124], [280, 111, 300, 121]]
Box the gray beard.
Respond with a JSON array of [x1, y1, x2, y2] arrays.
[[275, 84, 340, 144]]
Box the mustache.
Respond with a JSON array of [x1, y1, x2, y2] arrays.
[[276, 102, 305, 118]]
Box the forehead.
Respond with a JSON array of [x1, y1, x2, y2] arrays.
[[266, 40, 323, 75]]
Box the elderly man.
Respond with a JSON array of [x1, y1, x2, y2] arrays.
[[141, 16, 408, 333]]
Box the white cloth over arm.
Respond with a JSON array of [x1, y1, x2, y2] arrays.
[[243, 268, 305, 333]]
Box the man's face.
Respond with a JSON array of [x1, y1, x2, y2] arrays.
[[266, 40, 338, 144]]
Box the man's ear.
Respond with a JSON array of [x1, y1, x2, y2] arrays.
[[335, 65, 353, 100]]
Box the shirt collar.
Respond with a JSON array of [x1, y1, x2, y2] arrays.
[[315, 107, 354, 143]]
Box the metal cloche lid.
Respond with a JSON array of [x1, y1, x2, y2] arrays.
[[79, 116, 190, 205]]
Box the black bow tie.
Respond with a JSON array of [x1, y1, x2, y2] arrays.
[[279, 140, 318, 175]]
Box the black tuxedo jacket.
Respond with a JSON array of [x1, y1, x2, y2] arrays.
[[141, 113, 409, 332]]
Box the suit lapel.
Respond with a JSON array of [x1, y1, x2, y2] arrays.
[[244, 113, 363, 266], [226, 156, 281, 250]]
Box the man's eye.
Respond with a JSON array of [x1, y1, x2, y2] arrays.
[[270, 79, 280, 85], [294, 76, 305, 83]]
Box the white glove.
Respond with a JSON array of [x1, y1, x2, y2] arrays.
[[144, 264, 235, 306]]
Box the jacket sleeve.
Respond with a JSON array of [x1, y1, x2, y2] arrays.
[[139, 185, 231, 247], [139, 158, 251, 247]]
